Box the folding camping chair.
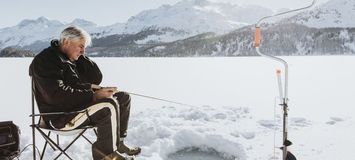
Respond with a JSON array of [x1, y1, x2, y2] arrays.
[[30, 77, 97, 160]]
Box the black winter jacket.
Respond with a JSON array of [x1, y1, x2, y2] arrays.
[[29, 40, 102, 126]]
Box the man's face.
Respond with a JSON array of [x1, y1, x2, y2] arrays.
[[61, 38, 86, 61]]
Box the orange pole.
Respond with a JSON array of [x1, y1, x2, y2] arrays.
[[276, 69, 282, 75], [254, 27, 261, 47]]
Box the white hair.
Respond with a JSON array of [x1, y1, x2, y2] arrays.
[[59, 25, 92, 47]]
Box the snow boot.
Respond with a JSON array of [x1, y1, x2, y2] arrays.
[[101, 151, 135, 160], [117, 140, 141, 156]]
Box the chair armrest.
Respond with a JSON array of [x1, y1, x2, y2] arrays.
[[29, 109, 87, 117]]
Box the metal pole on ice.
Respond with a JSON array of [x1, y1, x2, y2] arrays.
[[254, 1, 316, 159]]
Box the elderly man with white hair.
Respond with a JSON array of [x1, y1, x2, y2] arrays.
[[29, 26, 141, 160]]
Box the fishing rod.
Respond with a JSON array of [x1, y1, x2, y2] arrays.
[[254, 0, 316, 160], [125, 91, 199, 108]]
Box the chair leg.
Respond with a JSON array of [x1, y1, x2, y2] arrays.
[[34, 127, 95, 160], [57, 134, 59, 146], [45, 136, 73, 160], [36, 128, 73, 160], [94, 128, 98, 136], [53, 129, 87, 160], [40, 132, 51, 160], [31, 125, 36, 160], [36, 128, 56, 151], [34, 127, 58, 159], [81, 134, 93, 144], [41, 141, 47, 160]]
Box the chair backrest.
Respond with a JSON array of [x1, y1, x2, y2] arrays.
[[30, 76, 96, 160], [30, 76, 91, 133]]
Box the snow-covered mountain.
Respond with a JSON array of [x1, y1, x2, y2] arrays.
[[0, 0, 273, 50], [87, 0, 273, 38], [121, 0, 272, 34], [2, 0, 355, 56], [0, 17, 63, 48], [283, 0, 355, 28], [0, 17, 104, 49]]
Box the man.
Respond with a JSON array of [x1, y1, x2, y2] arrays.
[[29, 26, 141, 160]]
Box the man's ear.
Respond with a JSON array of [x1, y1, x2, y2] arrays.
[[62, 39, 70, 46], [60, 39, 68, 51]]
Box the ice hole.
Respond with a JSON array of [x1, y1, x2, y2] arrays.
[[167, 147, 236, 160]]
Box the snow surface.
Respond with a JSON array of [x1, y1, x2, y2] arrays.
[[0, 56, 354, 159]]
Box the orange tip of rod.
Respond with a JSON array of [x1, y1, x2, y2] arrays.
[[276, 69, 282, 75], [254, 27, 261, 47]]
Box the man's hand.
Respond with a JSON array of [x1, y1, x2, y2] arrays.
[[93, 89, 114, 102], [91, 84, 118, 92], [102, 87, 118, 93], [91, 84, 102, 91]]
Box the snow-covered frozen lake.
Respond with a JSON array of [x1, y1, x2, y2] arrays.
[[0, 56, 354, 160]]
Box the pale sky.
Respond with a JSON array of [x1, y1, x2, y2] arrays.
[[0, 0, 329, 28]]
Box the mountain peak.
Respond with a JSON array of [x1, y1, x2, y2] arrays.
[[70, 18, 97, 27], [18, 17, 63, 28], [36, 16, 49, 23], [189, 0, 210, 6], [172, 0, 213, 9]]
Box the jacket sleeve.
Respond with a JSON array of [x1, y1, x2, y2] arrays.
[[76, 55, 103, 85], [31, 56, 93, 111]]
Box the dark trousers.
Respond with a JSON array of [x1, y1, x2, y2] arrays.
[[56, 92, 132, 160], [114, 91, 131, 138]]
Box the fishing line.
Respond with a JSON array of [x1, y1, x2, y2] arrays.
[[125, 91, 199, 108]]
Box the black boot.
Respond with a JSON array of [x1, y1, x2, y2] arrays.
[[101, 151, 135, 160], [117, 140, 141, 156]]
